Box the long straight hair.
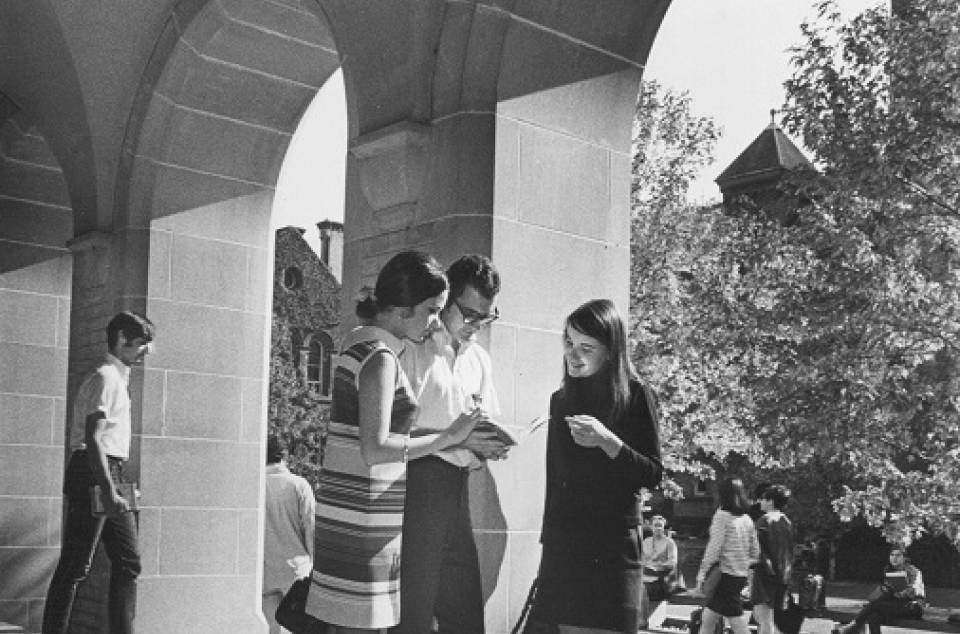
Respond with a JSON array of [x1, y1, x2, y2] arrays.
[[718, 476, 751, 516], [562, 299, 637, 421]]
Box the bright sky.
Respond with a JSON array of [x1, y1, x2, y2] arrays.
[[272, 3, 884, 240], [644, 0, 882, 203], [271, 68, 347, 254]]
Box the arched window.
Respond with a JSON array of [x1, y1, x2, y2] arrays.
[[282, 265, 303, 290], [305, 331, 334, 398]]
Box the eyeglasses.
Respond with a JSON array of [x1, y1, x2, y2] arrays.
[[453, 298, 499, 327]]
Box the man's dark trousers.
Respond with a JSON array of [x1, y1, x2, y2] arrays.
[[395, 456, 484, 634], [42, 450, 140, 634], [851, 596, 919, 634]]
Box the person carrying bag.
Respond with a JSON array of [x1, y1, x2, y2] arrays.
[[694, 477, 760, 634]]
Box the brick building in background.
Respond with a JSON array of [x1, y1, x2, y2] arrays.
[[269, 223, 342, 487]]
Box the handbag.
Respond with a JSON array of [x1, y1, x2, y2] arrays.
[[511, 575, 559, 634], [774, 595, 805, 634], [702, 563, 722, 602], [275, 576, 328, 634]]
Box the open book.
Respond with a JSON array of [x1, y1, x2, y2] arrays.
[[883, 570, 909, 593], [473, 414, 549, 446]]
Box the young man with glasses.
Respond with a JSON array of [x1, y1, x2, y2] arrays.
[[396, 254, 509, 634]]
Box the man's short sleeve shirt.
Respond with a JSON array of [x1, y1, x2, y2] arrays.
[[69, 353, 132, 459], [400, 326, 500, 467]]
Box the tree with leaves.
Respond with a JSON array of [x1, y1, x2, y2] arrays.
[[780, 0, 960, 545], [632, 0, 960, 547], [268, 312, 328, 492], [630, 79, 735, 494]]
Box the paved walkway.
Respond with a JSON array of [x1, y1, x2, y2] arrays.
[[647, 582, 960, 634]]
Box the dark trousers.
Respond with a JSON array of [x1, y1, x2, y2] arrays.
[[393, 457, 484, 634], [42, 450, 140, 634], [852, 596, 917, 634]]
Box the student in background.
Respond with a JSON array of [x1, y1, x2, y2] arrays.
[[642, 515, 679, 602], [833, 545, 925, 634], [751, 485, 795, 634], [695, 476, 760, 634], [262, 434, 315, 634]]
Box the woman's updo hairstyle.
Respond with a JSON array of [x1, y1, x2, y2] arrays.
[[355, 250, 448, 320]]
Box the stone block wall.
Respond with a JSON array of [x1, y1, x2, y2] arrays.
[[0, 112, 73, 632]]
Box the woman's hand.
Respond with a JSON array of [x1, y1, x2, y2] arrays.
[[565, 414, 623, 458], [440, 409, 485, 448]]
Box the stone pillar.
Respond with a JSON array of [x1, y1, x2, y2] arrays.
[[61, 231, 119, 633], [132, 195, 273, 633], [340, 121, 435, 326]]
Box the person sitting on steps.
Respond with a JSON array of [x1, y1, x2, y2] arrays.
[[833, 545, 925, 634]]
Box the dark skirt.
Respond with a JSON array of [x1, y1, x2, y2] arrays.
[[531, 527, 643, 633], [707, 573, 748, 617]]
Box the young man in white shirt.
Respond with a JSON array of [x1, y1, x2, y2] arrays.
[[395, 255, 511, 634], [262, 434, 315, 634], [43, 311, 154, 634], [642, 515, 679, 602]]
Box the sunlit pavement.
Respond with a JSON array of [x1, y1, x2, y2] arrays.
[[643, 584, 959, 634]]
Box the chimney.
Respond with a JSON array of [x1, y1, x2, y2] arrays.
[[317, 220, 344, 283]]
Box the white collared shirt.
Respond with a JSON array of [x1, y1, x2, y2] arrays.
[[263, 462, 316, 592], [69, 353, 132, 460], [400, 325, 500, 467]]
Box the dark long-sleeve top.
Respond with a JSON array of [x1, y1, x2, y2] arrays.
[[756, 511, 794, 585], [540, 372, 663, 545]]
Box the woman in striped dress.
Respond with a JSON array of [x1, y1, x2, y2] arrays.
[[696, 476, 760, 634], [310, 251, 483, 633]]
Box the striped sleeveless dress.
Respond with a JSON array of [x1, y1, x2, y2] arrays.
[[308, 327, 418, 628]]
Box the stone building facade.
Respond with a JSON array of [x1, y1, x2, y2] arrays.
[[272, 224, 341, 406]]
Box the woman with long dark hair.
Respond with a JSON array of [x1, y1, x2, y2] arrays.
[[696, 476, 760, 634], [531, 299, 663, 633], [311, 251, 483, 633]]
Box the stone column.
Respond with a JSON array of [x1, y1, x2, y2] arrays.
[[341, 121, 435, 326], [132, 196, 273, 633]]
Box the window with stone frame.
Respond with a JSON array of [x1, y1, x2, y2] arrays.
[[304, 331, 334, 399]]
